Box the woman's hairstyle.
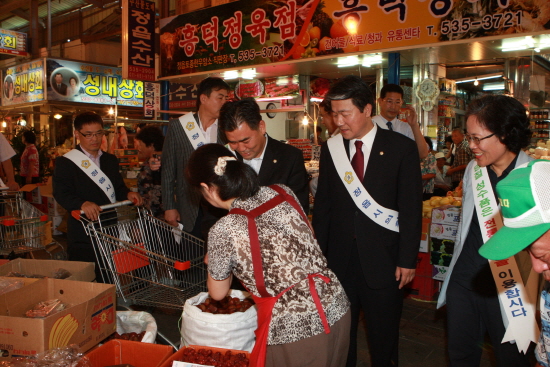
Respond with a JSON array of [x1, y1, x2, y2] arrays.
[[186, 144, 259, 201], [465, 95, 531, 153], [135, 125, 164, 151], [445, 135, 453, 144], [69, 77, 77, 84], [22, 130, 36, 144]]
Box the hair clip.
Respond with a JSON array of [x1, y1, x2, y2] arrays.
[[214, 156, 236, 176]]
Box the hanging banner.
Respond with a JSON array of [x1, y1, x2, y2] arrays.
[[144, 82, 160, 118], [46, 59, 144, 107], [169, 82, 197, 110], [2, 60, 45, 106], [122, 0, 156, 81], [159, 0, 549, 77], [0, 29, 29, 57]]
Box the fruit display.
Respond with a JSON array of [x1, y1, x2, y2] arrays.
[[196, 296, 254, 314], [111, 331, 146, 342], [177, 347, 249, 367], [422, 191, 462, 219]]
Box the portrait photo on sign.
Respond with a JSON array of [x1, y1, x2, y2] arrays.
[[3, 75, 14, 100], [50, 67, 79, 97]]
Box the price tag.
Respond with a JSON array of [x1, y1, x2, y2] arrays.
[[172, 361, 214, 367]]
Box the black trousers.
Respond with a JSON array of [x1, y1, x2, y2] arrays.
[[446, 280, 532, 367], [339, 245, 403, 367]]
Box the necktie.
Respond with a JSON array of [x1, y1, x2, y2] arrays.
[[351, 140, 364, 182], [387, 121, 393, 131]]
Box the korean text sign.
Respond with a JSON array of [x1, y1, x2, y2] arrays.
[[159, 0, 548, 77], [2, 60, 44, 107], [0, 29, 28, 57], [122, 0, 156, 81], [47, 59, 144, 107]]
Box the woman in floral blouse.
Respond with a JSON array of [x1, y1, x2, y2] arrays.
[[187, 144, 350, 367], [420, 136, 437, 200], [20, 130, 39, 184], [135, 125, 164, 219]]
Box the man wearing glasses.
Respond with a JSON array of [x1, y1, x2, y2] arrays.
[[53, 112, 142, 280], [372, 84, 429, 159]]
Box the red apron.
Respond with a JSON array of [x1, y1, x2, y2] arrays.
[[229, 185, 331, 367]]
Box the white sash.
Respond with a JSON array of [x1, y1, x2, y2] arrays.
[[64, 149, 116, 203], [472, 164, 538, 353], [327, 134, 399, 232], [179, 112, 207, 150]]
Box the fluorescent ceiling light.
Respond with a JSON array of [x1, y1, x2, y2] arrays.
[[224, 70, 239, 79], [362, 53, 382, 67], [483, 82, 505, 91], [241, 68, 256, 79], [256, 95, 295, 101], [54, 114, 62, 119], [455, 74, 502, 83], [337, 56, 359, 68], [310, 97, 324, 102]]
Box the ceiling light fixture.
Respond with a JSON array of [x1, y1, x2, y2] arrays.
[[54, 114, 62, 119], [337, 55, 360, 68], [482, 82, 505, 91], [256, 95, 295, 102], [455, 74, 502, 83], [108, 107, 115, 115], [473, 78, 479, 86], [310, 97, 324, 102], [362, 53, 383, 67]]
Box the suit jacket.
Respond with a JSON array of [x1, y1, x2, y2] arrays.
[[312, 128, 423, 289], [52, 146, 129, 246], [234, 135, 310, 213], [161, 115, 224, 231], [54, 82, 68, 96]]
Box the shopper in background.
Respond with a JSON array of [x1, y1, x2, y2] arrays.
[[479, 159, 550, 367], [219, 98, 309, 214], [372, 83, 429, 159], [420, 136, 436, 200], [445, 135, 454, 165], [20, 130, 40, 184], [437, 95, 534, 367], [313, 75, 422, 367], [0, 132, 19, 191], [433, 152, 452, 196], [320, 98, 339, 138], [310, 125, 324, 145], [446, 127, 474, 189], [53, 112, 142, 281], [135, 125, 164, 220], [187, 143, 350, 367], [161, 77, 230, 238]]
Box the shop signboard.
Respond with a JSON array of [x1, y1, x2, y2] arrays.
[[122, 0, 156, 82], [159, 0, 549, 77], [2, 60, 45, 106], [46, 59, 144, 107], [0, 29, 29, 57], [169, 82, 197, 110], [144, 82, 160, 118]]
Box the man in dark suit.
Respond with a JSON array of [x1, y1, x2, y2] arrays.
[[53, 112, 142, 281], [219, 97, 309, 213], [53, 73, 68, 96], [161, 77, 230, 238], [312, 75, 422, 367]]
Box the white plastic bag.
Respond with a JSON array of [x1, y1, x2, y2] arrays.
[[180, 290, 257, 352], [116, 311, 157, 343]]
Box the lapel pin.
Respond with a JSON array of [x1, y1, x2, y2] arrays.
[[273, 159, 277, 163], [380, 151, 384, 155]]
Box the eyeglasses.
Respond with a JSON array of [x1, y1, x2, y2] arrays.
[[465, 133, 495, 145], [78, 130, 105, 139], [382, 98, 403, 106]]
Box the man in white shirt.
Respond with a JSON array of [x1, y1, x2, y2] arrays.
[[219, 97, 309, 213], [161, 77, 230, 237], [372, 84, 429, 159]]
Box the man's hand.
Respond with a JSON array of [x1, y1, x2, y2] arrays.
[[149, 156, 161, 171], [81, 201, 102, 221], [165, 208, 180, 227], [127, 191, 143, 206], [404, 105, 417, 127], [396, 267, 415, 289]]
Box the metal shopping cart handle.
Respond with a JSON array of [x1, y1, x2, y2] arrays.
[[71, 200, 135, 220]]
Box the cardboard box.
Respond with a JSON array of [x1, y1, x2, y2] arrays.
[[160, 345, 250, 367], [0, 279, 116, 360], [430, 223, 458, 240], [433, 265, 449, 281], [0, 259, 95, 282], [0, 277, 40, 295], [85, 340, 173, 367], [431, 205, 461, 225], [430, 238, 456, 255]]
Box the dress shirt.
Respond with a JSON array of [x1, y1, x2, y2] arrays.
[[198, 116, 218, 144], [372, 115, 414, 141], [80, 146, 103, 168], [349, 123, 377, 175], [243, 134, 268, 174]]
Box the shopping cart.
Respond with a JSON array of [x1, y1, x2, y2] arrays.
[[0, 188, 51, 256], [75, 201, 207, 310]]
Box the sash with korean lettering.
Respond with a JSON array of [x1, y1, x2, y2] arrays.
[[327, 134, 399, 232], [179, 112, 207, 150], [64, 149, 116, 203], [472, 164, 538, 353]]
